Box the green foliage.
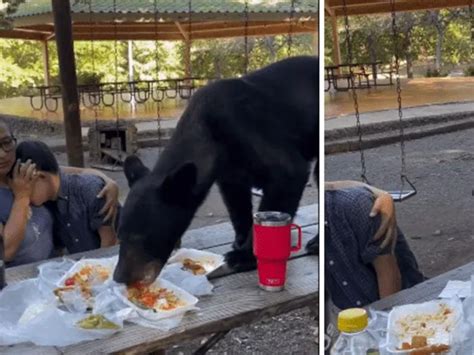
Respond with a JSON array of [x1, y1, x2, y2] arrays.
[[0, 34, 314, 98], [325, 9, 471, 76]]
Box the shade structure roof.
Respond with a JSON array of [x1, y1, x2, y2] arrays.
[[0, 0, 318, 41], [325, 0, 472, 17]]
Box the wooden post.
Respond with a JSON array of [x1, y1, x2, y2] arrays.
[[184, 39, 191, 78], [330, 14, 341, 72], [311, 28, 318, 55], [41, 40, 51, 87], [51, 0, 84, 167], [175, 21, 191, 80]]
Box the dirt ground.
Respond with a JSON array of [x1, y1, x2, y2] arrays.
[[326, 126, 474, 278], [55, 149, 319, 355]]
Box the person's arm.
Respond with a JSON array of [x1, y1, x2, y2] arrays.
[[61, 166, 119, 222], [3, 160, 36, 261], [98, 225, 118, 248], [373, 254, 402, 298], [85, 177, 119, 248], [326, 180, 397, 251]]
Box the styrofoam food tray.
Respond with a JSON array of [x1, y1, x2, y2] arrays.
[[386, 299, 463, 354], [167, 248, 225, 275], [56, 256, 118, 287], [114, 278, 198, 321]]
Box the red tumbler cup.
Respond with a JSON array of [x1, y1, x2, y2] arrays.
[[253, 211, 302, 291]]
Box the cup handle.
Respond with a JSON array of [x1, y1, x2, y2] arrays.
[[291, 224, 302, 252]]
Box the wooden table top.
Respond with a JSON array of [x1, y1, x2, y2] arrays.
[[1, 204, 318, 354]]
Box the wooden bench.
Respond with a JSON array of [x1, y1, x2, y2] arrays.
[[1, 204, 318, 354]]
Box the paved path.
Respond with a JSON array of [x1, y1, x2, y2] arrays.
[[325, 101, 474, 131]]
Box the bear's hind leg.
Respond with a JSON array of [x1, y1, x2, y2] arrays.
[[217, 180, 255, 268]]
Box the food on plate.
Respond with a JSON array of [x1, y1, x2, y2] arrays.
[[181, 258, 206, 275], [399, 336, 449, 354], [63, 265, 110, 288], [127, 282, 185, 311], [54, 264, 110, 302], [395, 303, 454, 340], [77, 314, 119, 330]]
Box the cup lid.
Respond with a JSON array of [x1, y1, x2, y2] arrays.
[[253, 211, 291, 226]]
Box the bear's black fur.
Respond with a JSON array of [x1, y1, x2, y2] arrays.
[[114, 56, 318, 285]]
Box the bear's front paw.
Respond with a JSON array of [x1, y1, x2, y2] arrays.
[[225, 249, 256, 272], [305, 235, 318, 255]]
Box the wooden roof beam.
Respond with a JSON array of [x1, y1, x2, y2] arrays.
[[0, 29, 47, 41], [325, 2, 336, 17], [174, 21, 189, 41], [331, 0, 471, 16], [68, 24, 314, 41]]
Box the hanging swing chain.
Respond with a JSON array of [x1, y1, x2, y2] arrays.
[[390, 0, 407, 184], [287, 0, 296, 56], [469, 0, 473, 53], [88, 0, 100, 157], [88, 1, 96, 77], [188, 0, 193, 82], [342, 0, 368, 183], [111, 0, 122, 164], [153, 0, 162, 149], [243, 0, 249, 74]]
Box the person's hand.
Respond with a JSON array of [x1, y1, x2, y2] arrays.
[[370, 192, 397, 251], [9, 159, 37, 201], [97, 177, 119, 223]]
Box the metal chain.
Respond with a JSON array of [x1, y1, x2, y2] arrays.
[[342, 0, 368, 183], [188, 0, 193, 74], [153, 0, 162, 150], [112, 0, 121, 165], [390, 0, 407, 185], [243, 0, 249, 74], [88, 0, 100, 161], [287, 0, 296, 56], [470, 0, 473, 56]]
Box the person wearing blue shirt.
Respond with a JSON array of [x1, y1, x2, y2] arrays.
[[0, 121, 120, 266], [15, 140, 120, 254], [324, 181, 425, 352]]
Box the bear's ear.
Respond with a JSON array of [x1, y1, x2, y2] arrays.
[[124, 155, 150, 187], [159, 162, 197, 205]]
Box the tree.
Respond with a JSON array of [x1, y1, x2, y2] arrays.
[[423, 9, 464, 71], [393, 12, 419, 78]]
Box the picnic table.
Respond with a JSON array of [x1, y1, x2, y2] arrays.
[[1, 204, 318, 354], [370, 261, 474, 353], [370, 262, 474, 311], [325, 61, 393, 92], [26, 85, 62, 112]]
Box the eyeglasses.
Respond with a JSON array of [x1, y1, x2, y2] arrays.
[[0, 136, 17, 153]]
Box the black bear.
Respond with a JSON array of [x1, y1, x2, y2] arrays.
[[113, 56, 318, 285]]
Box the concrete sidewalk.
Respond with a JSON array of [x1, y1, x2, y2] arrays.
[[325, 101, 474, 154], [325, 101, 474, 131]]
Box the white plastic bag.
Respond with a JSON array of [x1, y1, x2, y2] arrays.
[[161, 263, 214, 296], [0, 278, 121, 346]]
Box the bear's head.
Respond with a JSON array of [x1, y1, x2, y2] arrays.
[[113, 155, 198, 285]]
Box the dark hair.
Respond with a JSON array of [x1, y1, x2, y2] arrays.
[[16, 141, 59, 174], [0, 120, 13, 136]]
